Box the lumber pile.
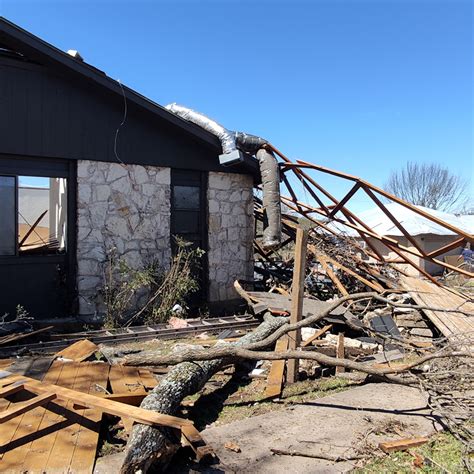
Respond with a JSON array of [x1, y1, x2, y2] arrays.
[[0, 339, 211, 474]]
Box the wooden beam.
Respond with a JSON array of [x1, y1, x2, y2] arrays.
[[0, 392, 56, 423], [301, 324, 333, 348], [263, 336, 289, 399], [379, 437, 429, 453], [0, 372, 192, 430], [55, 339, 99, 362], [317, 255, 350, 297], [287, 227, 308, 384], [336, 333, 345, 374], [323, 256, 384, 292]]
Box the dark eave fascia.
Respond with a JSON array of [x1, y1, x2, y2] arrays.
[[0, 17, 221, 151]]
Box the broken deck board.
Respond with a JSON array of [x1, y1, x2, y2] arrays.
[[55, 339, 99, 362], [109, 364, 157, 432], [401, 276, 474, 343], [263, 337, 288, 399]]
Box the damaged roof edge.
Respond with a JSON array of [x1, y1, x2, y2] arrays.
[[0, 17, 223, 151]]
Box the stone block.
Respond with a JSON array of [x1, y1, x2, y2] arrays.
[[133, 166, 149, 185], [106, 164, 128, 182]]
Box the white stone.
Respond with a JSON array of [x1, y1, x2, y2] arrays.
[[133, 166, 149, 185], [106, 164, 128, 182]]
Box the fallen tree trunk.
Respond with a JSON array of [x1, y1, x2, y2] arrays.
[[120, 313, 288, 473]]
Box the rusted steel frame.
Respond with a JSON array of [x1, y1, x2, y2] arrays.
[[280, 197, 381, 262], [362, 185, 426, 255], [382, 241, 441, 286], [281, 172, 306, 214], [282, 162, 386, 261], [427, 237, 465, 258], [271, 146, 472, 276], [329, 182, 361, 218], [285, 196, 474, 277], [277, 159, 329, 213], [295, 159, 474, 242]]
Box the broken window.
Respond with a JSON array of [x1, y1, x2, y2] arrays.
[[0, 175, 68, 256]]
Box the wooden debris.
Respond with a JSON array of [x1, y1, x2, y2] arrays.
[[224, 441, 241, 453], [336, 332, 345, 374], [0, 391, 57, 423], [287, 228, 308, 384], [0, 326, 54, 347], [55, 339, 99, 362], [379, 436, 429, 453], [271, 448, 362, 461], [263, 336, 288, 399], [301, 324, 333, 348], [0, 371, 192, 429]]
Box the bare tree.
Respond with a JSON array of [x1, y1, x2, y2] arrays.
[[384, 162, 469, 212]]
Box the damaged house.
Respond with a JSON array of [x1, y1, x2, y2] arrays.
[[0, 19, 264, 319]]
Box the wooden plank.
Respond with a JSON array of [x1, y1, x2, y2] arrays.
[[0, 372, 193, 429], [42, 362, 101, 472], [0, 360, 13, 370], [60, 362, 110, 473], [315, 252, 384, 292], [0, 360, 65, 471], [138, 369, 158, 390], [263, 337, 289, 399], [301, 324, 333, 348], [287, 228, 308, 384], [0, 392, 56, 423], [0, 326, 54, 347], [55, 339, 99, 362], [400, 276, 474, 342], [0, 383, 25, 398], [109, 365, 141, 432], [318, 255, 351, 297], [379, 437, 429, 453], [336, 332, 345, 374], [15, 360, 80, 472]]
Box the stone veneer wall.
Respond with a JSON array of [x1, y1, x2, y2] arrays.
[[77, 160, 171, 315], [207, 172, 254, 302]]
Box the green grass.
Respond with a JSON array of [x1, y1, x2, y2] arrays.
[[358, 432, 466, 473], [212, 376, 356, 425]]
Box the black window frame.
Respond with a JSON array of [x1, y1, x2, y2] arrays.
[[170, 169, 208, 303]]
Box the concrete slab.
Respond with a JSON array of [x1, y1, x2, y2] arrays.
[[201, 383, 441, 473], [95, 382, 441, 473]]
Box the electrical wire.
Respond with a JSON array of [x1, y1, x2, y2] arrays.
[[113, 79, 128, 166]]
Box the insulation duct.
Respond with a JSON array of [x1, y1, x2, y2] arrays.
[[165, 103, 282, 249], [256, 148, 282, 249]]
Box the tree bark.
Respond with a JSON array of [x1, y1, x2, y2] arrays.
[[120, 314, 288, 473]]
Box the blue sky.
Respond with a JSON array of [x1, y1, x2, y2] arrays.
[[1, 0, 472, 212]]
